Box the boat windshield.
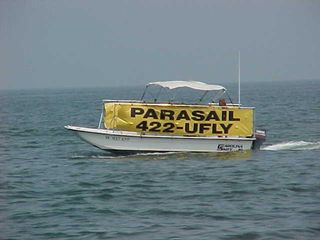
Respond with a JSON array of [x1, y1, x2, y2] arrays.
[[140, 81, 232, 104]]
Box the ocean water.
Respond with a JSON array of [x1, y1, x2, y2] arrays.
[[0, 80, 319, 239]]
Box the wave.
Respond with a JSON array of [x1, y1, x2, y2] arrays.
[[262, 141, 320, 151], [71, 154, 130, 160]]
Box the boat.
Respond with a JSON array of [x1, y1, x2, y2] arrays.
[[65, 80, 266, 153]]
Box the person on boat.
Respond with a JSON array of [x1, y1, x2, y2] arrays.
[[219, 98, 227, 106]]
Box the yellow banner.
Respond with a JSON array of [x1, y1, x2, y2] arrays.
[[104, 103, 253, 137]]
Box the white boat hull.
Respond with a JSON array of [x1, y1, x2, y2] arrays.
[[65, 125, 256, 152]]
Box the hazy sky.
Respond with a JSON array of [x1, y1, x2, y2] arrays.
[[1, 0, 319, 89]]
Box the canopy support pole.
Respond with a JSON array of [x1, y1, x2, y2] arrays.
[[98, 106, 104, 129], [140, 85, 148, 101], [238, 51, 241, 105], [199, 90, 208, 102], [226, 91, 233, 104]]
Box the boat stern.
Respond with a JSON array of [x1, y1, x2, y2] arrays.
[[252, 130, 266, 150]]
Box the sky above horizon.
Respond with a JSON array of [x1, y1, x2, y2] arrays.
[[1, 0, 320, 89]]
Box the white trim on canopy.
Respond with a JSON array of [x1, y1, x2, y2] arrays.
[[147, 81, 226, 91]]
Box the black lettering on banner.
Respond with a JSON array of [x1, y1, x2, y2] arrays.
[[144, 109, 158, 119], [191, 110, 205, 121], [229, 111, 240, 121], [136, 121, 148, 131], [185, 123, 198, 133], [221, 111, 227, 121], [160, 110, 175, 120], [205, 111, 220, 121], [131, 107, 144, 117], [220, 123, 233, 134], [176, 110, 191, 120], [131, 107, 243, 135], [149, 122, 161, 132], [163, 122, 175, 133], [199, 123, 211, 134], [212, 124, 223, 134]]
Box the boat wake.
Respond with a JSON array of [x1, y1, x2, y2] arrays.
[[262, 141, 320, 151]]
